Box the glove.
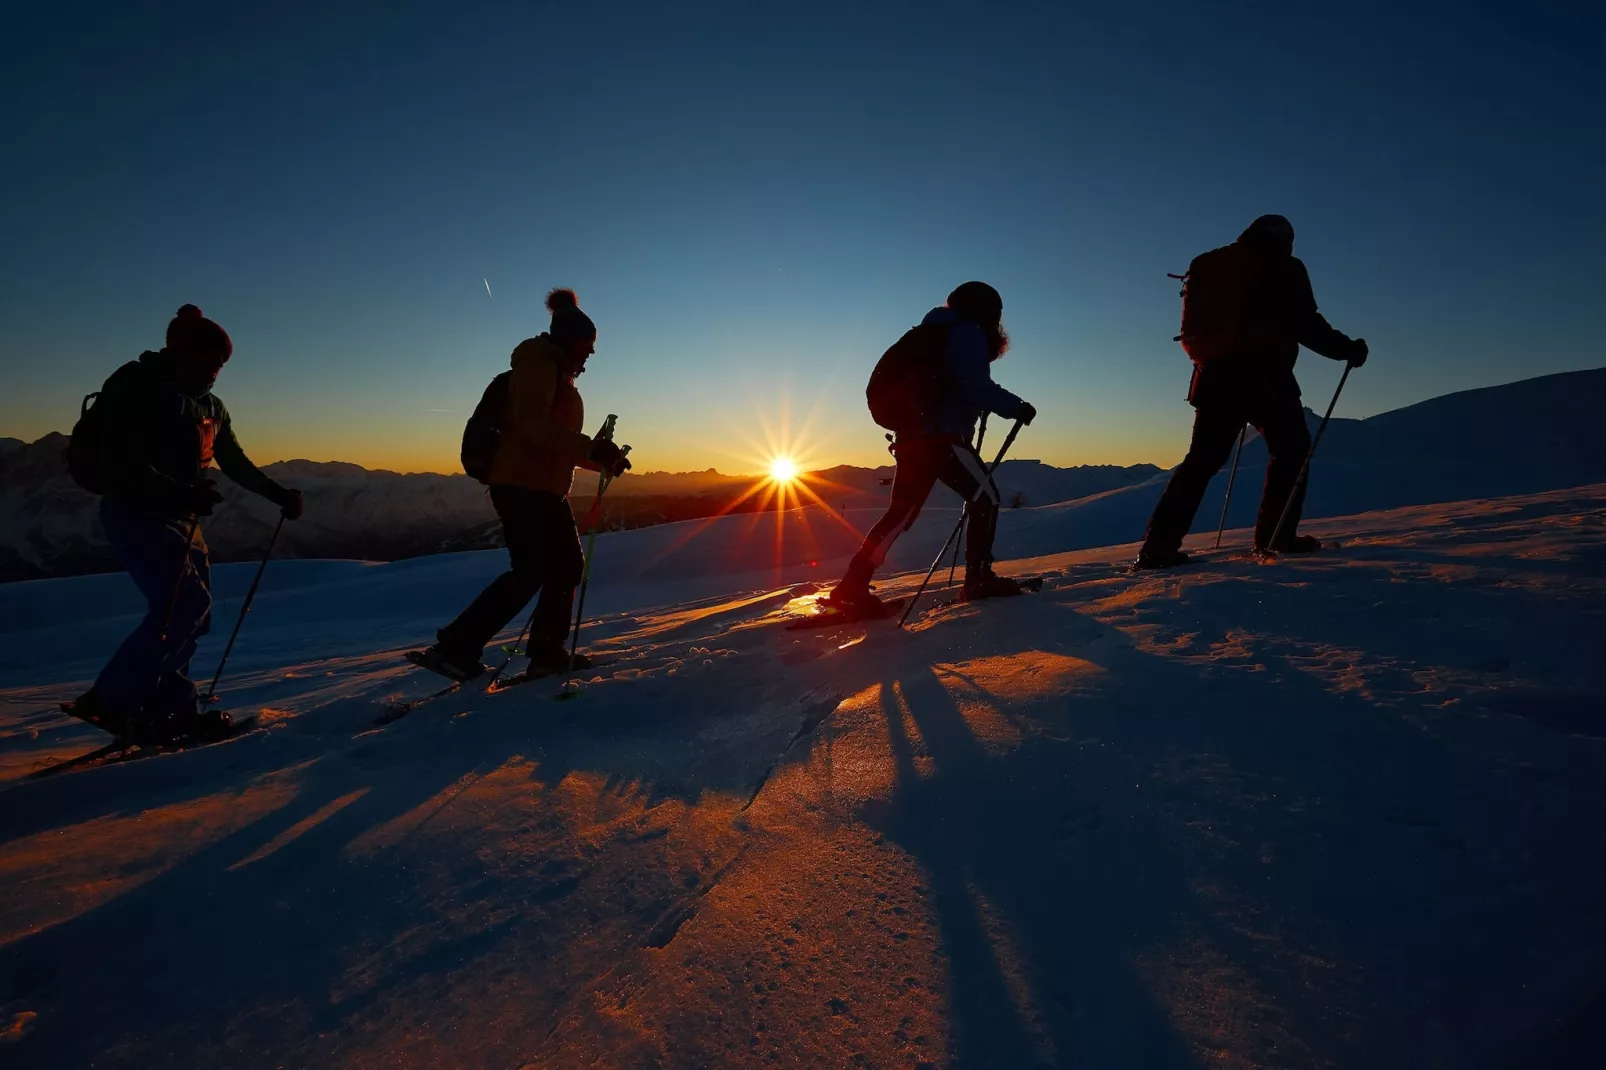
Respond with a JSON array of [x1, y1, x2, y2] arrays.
[[277, 488, 305, 521], [1017, 401, 1038, 426], [178, 478, 225, 517], [1347, 338, 1369, 368], [588, 437, 631, 478]]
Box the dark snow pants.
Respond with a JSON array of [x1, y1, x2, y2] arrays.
[[1142, 379, 1312, 554], [95, 497, 212, 720], [438, 486, 584, 657], [841, 438, 1000, 589]]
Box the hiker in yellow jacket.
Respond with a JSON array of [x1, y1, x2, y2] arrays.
[[416, 289, 630, 680]]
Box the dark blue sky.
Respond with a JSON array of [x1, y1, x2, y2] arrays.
[[3, 1, 1601, 472]]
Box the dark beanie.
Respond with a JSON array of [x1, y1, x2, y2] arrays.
[[546, 288, 596, 344], [166, 304, 233, 358], [946, 281, 1004, 324]]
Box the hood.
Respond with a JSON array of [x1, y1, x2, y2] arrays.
[[1237, 214, 1295, 256], [921, 306, 961, 328], [511, 333, 570, 370], [138, 349, 176, 374]]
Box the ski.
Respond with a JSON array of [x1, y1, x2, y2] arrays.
[[27, 716, 260, 781]]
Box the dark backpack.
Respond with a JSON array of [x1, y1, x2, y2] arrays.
[[65, 392, 109, 494], [1175, 243, 1260, 364], [866, 323, 951, 433], [461, 371, 513, 483]]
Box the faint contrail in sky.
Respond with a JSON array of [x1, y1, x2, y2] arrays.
[[427, 408, 450, 413], [484, 278, 493, 299]]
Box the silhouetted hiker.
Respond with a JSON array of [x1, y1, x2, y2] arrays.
[[1134, 215, 1368, 569], [64, 305, 304, 741], [412, 288, 631, 682], [824, 281, 1038, 617]]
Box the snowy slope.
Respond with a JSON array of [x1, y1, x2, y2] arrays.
[[1, 485, 1604, 1067], [1038, 365, 1606, 551]]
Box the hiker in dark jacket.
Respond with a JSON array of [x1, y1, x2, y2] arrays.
[[1134, 215, 1368, 569], [412, 288, 631, 682], [825, 281, 1038, 616], [75, 305, 304, 740]]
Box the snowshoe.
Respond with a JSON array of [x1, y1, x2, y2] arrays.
[[60, 688, 130, 737], [489, 651, 601, 693], [1129, 548, 1191, 572], [922, 575, 1045, 614], [1254, 534, 1324, 557], [406, 645, 488, 683], [525, 644, 593, 676], [125, 707, 235, 746], [787, 584, 902, 630], [28, 713, 258, 781]]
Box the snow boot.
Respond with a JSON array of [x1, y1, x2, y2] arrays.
[[1131, 547, 1191, 571], [1257, 534, 1322, 556], [408, 644, 488, 683], [820, 581, 896, 619], [961, 570, 1026, 601], [172, 708, 235, 743], [61, 687, 130, 737]]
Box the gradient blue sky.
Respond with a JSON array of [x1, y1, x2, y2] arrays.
[[2, 1, 1601, 474]]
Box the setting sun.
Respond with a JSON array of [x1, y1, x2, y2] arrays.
[[768, 457, 799, 484]]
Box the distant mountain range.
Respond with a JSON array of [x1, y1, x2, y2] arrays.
[[0, 434, 1158, 582], [10, 365, 1599, 583]]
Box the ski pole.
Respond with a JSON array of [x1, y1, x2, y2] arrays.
[[1264, 362, 1353, 554], [1214, 425, 1247, 550], [484, 602, 538, 691], [946, 413, 988, 589], [558, 417, 626, 699], [204, 515, 284, 702], [899, 417, 1024, 627]]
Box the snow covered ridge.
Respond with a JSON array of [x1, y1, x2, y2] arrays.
[[0, 484, 1603, 1065]]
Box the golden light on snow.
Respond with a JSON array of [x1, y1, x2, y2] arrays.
[[767, 456, 799, 484]]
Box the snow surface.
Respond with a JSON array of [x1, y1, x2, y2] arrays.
[[2, 485, 1605, 1067]]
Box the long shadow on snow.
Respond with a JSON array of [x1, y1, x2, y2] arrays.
[[0, 690, 756, 1068], [824, 574, 1606, 1069]]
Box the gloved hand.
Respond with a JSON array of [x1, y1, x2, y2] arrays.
[[277, 488, 305, 521], [1347, 338, 1369, 368], [1018, 401, 1038, 426], [588, 437, 632, 478], [178, 478, 225, 516]]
